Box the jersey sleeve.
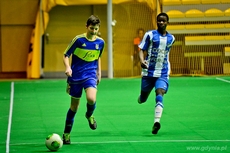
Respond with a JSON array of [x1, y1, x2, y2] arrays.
[[99, 38, 105, 57], [138, 32, 150, 51], [64, 36, 78, 57]]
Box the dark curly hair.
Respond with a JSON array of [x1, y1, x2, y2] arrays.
[[157, 12, 169, 22]]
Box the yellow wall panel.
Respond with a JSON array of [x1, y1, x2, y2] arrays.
[[1, 0, 38, 24], [205, 8, 224, 17], [168, 25, 185, 30], [205, 36, 225, 40], [0, 0, 39, 74], [186, 24, 204, 29], [201, 0, 220, 4], [225, 8, 230, 16], [167, 10, 185, 18], [221, 0, 230, 3], [181, 0, 201, 4], [162, 0, 181, 5], [185, 9, 204, 17], [205, 24, 225, 29], [1, 26, 32, 72]]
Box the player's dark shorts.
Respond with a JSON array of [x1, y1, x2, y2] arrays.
[[66, 78, 97, 98], [141, 76, 169, 93]]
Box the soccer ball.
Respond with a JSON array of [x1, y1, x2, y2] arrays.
[[45, 133, 63, 151]]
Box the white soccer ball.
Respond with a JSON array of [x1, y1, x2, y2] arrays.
[[45, 133, 63, 151]]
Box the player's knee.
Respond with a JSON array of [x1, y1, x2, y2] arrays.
[[86, 87, 97, 104], [70, 97, 80, 111], [139, 91, 150, 102], [86, 97, 96, 104], [156, 88, 165, 95], [70, 105, 78, 112]]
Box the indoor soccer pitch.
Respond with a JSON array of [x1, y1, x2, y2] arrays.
[[0, 76, 230, 153]]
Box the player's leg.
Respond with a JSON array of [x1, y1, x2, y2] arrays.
[[138, 90, 150, 104], [138, 76, 155, 104], [85, 87, 97, 117], [64, 97, 80, 133], [84, 79, 97, 130], [152, 78, 168, 134], [63, 83, 82, 144]]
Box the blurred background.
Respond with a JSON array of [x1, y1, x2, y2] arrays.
[[0, 0, 229, 79]]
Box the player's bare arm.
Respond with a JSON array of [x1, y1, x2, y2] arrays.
[[63, 55, 72, 77], [139, 50, 148, 69], [97, 57, 102, 84]]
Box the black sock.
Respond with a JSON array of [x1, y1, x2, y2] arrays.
[[86, 102, 96, 118], [64, 109, 76, 133]]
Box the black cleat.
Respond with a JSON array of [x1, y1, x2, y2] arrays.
[[62, 133, 71, 145], [152, 122, 161, 134], [138, 97, 145, 104]]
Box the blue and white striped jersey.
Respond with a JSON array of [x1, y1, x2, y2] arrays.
[[138, 30, 175, 79]]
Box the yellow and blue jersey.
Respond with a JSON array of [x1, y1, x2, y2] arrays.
[[64, 33, 105, 82]]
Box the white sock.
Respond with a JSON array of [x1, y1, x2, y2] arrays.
[[154, 103, 163, 123]]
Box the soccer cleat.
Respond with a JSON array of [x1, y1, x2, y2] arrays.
[[152, 122, 161, 134], [85, 114, 97, 130], [138, 97, 144, 104], [62, 133, 71, 145]]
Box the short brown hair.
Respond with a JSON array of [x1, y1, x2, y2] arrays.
[[86, 15, 101, 27]]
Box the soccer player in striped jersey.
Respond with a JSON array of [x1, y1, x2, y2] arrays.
[[138, 12, 175, 134], [62, 15, 105, 144]]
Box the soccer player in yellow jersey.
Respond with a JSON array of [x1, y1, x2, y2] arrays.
[[62, 15, 105, 144]]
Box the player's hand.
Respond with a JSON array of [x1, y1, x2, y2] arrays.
[[65, 67, 72, 77], [141, 60, 148, 69], [97, 73, 101, 85], [97, 79, 100, 85]]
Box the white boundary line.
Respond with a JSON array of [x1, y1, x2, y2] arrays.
[[216, 77, 230, 83], [6, 82, 14, 153], [8, 139, 230, 146], [70, 139, 230, 144]]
